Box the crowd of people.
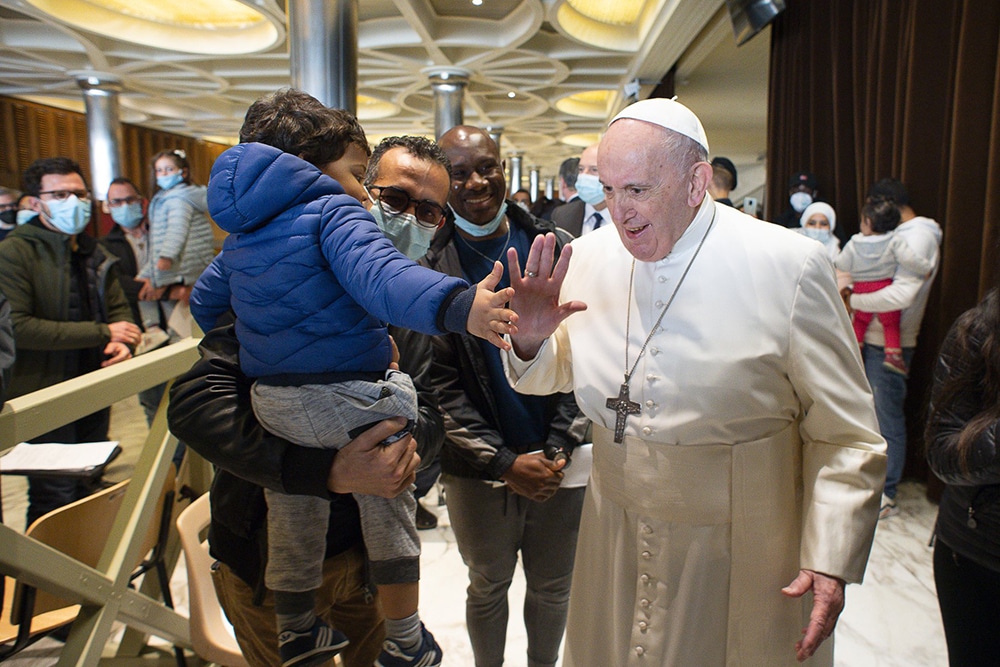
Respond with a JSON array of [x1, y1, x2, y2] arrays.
[[0, 89, 994, 667]]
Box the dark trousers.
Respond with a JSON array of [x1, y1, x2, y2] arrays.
[[26, 408, 110, 526], [933, 539, 1000, 666]]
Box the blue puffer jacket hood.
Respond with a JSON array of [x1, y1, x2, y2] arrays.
[[207, 143, 339, 235], [192, 142, 471, 378]]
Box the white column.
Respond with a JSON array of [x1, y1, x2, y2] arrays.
[[72, 72, 123, 201]]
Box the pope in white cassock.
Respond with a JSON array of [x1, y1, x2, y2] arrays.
[[501, 98, 887, 666]]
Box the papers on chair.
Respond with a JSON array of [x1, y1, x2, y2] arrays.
[[0, 441, 121, 476]]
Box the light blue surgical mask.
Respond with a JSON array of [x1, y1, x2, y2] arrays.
[[790, 191, 813, 212], [370, 205, 436, 260], [16, 209, 37, 225], [803, 227, 831, 244], [44, 195, 91, 235], [451, 201, 507, 237], [110, 201, 144, 229], [157, 172, 184, 190], [575, 173, 605, 205]]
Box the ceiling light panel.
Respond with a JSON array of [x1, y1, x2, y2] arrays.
[[25, 0, 282, 54]]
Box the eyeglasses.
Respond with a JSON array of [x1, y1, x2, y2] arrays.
[[38, 189, 91, 202], [108, 195, 142, 208], [367, 185, 445, 229]]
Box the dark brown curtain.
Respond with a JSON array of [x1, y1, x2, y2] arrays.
[[767, 0, 1000, 491]]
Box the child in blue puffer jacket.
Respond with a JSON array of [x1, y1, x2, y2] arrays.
[[191, 90, 516, 667]]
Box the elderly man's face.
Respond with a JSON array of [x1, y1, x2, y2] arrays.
[[0, 194, 16, 214], [599, 120, 706, 262], [578, 144, 599, 177], [440, 129, 506, 226], [368, 146, 450, 221]]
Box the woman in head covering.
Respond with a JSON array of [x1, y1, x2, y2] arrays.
[[797, 201, 840, 260]]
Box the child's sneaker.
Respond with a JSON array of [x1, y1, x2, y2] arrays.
[[375, 623, 442, 667], [882, 351, 909, 377], [278, 620, 349, 667]]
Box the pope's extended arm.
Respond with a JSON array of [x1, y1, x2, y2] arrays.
[[506, 233, 587, 359], [781, 569, 845, 662]]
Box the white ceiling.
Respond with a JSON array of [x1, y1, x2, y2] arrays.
[[0, 0, 770, 197]]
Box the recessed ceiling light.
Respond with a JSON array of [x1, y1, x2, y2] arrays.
[[472, 0, 483, 5], [25, 0, 281, 55], [507, 91, 516, 98]]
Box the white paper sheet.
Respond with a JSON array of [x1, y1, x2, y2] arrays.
[[0, 441, 120, 474]]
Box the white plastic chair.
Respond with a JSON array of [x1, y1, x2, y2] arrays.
[[175, 493, 249, 667]]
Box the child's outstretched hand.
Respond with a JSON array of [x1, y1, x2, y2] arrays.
[[468, 261, 518, 350]]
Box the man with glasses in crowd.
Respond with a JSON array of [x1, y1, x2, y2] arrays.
[[0, 186, 20, 240], [363, 135, 454, 532], [0, 157, 139, 524], [426, 125, 589, 667]]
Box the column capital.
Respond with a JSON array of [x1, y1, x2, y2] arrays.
[[70, 71, 123, 93], [424, 67, 471, 87]]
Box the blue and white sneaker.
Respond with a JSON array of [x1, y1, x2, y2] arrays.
[[375, 623, 442, 667], [278, 620, 349, 667]]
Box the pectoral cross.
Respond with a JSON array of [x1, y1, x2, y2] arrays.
[[606, 377, 640, 444]]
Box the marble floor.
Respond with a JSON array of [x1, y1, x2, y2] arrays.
[[2, 396, 950, 666]]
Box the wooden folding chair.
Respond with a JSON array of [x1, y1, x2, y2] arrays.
[[0, 480, 130, 659]]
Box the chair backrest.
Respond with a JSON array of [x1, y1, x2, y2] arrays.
[[13, 480, 131, 620], [174, 492, 249, 667]]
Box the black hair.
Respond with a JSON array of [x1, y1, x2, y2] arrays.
[[559, 157, 580, 189], [240, 88, 370, 168], [364, 135, 450, 188], [862, 196, 902, 234], [868, 178, 910, 208], [22, 157, 87, 196]]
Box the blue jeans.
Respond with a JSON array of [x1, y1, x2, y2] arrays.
[[862, 344, 915, 499]]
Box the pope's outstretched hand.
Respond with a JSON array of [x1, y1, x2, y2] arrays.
[[507, 233, 587, 359]]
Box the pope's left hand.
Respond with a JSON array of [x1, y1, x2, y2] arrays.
[[781, 569, 845, 662]]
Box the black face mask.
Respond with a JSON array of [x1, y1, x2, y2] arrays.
[[0, 210, 16, 226]]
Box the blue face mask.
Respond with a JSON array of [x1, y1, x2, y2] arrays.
[[575, 173, 605, 205], [110, 201, 144, 229], [157, 172, 184, 190], [44, 196, 91, 235], [451, 201, 508, 237], [370, 205, 436, 260], [803, 227, 831, 244], [16, 209, 37, 225]]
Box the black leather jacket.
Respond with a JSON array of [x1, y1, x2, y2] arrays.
[[167, 316, 444, 598], [422, 203, 589, 480], [926, 314, 1000, 572]]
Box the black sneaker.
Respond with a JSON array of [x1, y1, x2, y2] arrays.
[[278, 620, 349, 667], [416, 501, 438, 530]]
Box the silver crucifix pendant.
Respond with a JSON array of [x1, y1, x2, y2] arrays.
[[606, 377, 640, 444]]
